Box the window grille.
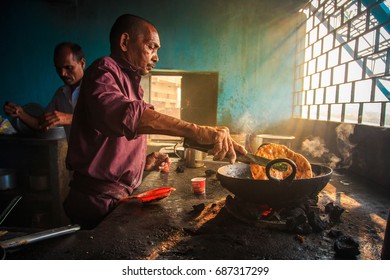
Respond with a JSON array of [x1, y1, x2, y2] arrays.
[[293, 0, 390, 127]]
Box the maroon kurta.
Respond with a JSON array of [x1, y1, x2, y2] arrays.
[[64, 55, 153, 228]]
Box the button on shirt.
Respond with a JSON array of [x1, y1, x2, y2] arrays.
[[66, 55, 153, 194]]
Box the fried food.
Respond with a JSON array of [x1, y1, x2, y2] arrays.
[[250, 143, 312, 180]]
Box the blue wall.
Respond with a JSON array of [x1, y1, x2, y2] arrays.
[[1, 0, 305, 133]]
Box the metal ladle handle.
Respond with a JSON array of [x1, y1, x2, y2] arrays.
[[173, 141, 185, 159], [265, 158, 297, 185]]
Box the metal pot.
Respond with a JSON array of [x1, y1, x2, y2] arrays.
[[248, 134, 295, 152], [174, 142, 206, 168], [216, 160, 333, 208], [0, 169, 16, 191]]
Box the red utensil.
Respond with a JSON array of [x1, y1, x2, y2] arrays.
[[119, 187, 176, 203]]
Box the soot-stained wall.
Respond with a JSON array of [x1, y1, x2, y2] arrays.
[[1, 0, 306, 133]]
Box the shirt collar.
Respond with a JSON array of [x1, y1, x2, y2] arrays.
[[109, 54, 142, 78]]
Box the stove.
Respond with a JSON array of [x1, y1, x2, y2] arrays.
[[223, 193, 361, 258]]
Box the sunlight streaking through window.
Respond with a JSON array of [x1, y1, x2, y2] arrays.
[[293, 0, 390, 127]]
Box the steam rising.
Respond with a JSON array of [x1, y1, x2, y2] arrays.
[[335, 123, 356, 169], [235, 112, 257, 134], [301, 137, 328, 158], [300, 123, 356, 170]]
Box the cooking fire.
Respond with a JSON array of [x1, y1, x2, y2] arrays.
[[223, 194, 360, 258]]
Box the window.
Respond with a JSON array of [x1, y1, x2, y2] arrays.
[[293, 0, 390, 127], [141, 70, 219, 142], [141, 75, 182, 141]]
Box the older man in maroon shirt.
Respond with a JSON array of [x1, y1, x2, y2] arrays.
[[64, 14, 246, 229]]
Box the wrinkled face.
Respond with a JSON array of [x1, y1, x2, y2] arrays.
[[123, 24, 160, 75], [54, 47, 85, 89]]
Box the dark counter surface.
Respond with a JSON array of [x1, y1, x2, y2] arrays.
[[2, 158, 389, 260]]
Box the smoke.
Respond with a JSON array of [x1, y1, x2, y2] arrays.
[[300, 123, 356, 170], [327, 153, 342, 170], [301, 136, 342, 169], [235, 112, 257, 134], [335, 123, 356, 169], [301, 136, 329, 158], [335, 123, 355, 142]]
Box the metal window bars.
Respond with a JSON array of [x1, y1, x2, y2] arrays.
[[293, 0, 390, 126]]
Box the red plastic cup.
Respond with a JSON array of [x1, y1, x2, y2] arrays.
[[191, 177, 206, 194]]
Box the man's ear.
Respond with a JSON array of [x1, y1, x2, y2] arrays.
[[120, 33, 130, 52], [80, 58, 86, 69]]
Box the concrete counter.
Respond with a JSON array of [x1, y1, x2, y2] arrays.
[[2, 159, 389, 260]]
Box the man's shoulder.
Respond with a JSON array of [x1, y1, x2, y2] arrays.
[[91, 56, 119, 69], [53, 85, 68, 96], [85, 56, 122, 77]]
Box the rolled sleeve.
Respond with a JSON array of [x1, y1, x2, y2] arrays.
[[122, 100, 154, 140]]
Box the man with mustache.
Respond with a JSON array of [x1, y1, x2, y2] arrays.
[[3, 42, 86, 141], [64, 14, 246, 229]]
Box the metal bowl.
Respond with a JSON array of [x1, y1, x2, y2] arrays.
[[10, 103, 66, 140], [34, 126, 66, 140], [0, 169, 16, 191]]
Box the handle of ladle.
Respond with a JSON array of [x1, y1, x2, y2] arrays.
[[265, 158, 297, 185]]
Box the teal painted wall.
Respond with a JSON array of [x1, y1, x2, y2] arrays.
[[1, 0, 305, 134]]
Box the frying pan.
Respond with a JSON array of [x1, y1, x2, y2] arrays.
[[216, 158, 332, 208]]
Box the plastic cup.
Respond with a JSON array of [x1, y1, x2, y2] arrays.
[[191, 177, 206, 194]]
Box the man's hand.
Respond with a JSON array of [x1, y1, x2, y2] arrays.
[[144, 152, 170, 172], [39, 111, 73, 131], [136, 108, 246, 165], [3, 102, 23, 118], [194, 126, 247, 164]]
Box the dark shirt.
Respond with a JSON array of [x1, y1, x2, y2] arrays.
[[66, 55, 153, 195], [46, 84, 80, 140]]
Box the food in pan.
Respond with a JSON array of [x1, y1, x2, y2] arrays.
[[250, 143, 312, 180]]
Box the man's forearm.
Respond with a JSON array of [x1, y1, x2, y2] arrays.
[[137, 108, 199, 139], [137, 108, 246, 163], [17, 110, 40, 130]]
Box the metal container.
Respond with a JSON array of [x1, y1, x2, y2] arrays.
[[174, 142, 206, 168], [184, 148, 206, 168], [249, 134, 295, 152], [0, 169, 16, 191]]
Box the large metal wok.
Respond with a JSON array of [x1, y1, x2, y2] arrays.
[[217, 158, 333, 208]]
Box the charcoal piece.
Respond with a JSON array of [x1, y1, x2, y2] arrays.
[[301, 197, 317, 211], [307, 211, 327, 233], [267, 211, 282, 222], [325, 202, 345, 222], [205, 169, 216, 177], [286, 207, 307, 231], [328, 229, 343, 238], [334, 235, 360, 259], [176, 165, 185, 173], [294, 223, 313, 235], [192, 203, 205, 213]]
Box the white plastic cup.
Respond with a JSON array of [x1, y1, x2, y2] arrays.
[[191, 177, 206, 194]]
